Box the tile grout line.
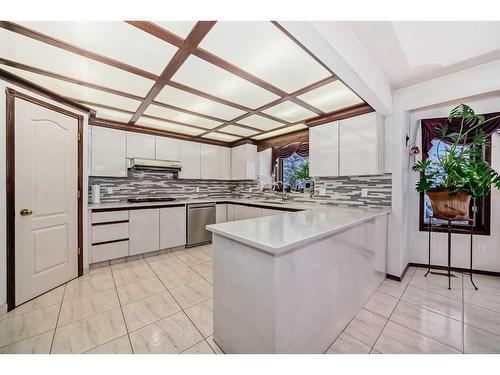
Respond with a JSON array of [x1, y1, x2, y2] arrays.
[[146, 254, 213, 352], [370, 275, 413, 353], [110, 265, 135, 354], [49, 283, 67, 354]]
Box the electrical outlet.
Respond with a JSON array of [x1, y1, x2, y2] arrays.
[[107, 187, 113, 194], [195, 186, 200, 193], [361, 188, 369, 197], [478, 245, 486, 254]]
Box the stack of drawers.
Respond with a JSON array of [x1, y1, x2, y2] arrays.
[[91, 211, 130, 263]]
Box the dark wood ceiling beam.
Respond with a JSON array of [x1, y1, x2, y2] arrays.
[[128, 21, 217, 125], [305, 103, 374, 127], [0, 21, 159, 81], [256, 129, 309, 152], [126, 21, 184, 48]]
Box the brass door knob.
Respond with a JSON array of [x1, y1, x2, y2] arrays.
[[20, 208, 33, 216]]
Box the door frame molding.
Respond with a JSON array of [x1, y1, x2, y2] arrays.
[[6, 87, 84, 311]]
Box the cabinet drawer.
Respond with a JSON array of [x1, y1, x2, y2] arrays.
[[91, 240, 129, 263], [92, 222, 129, 244], [92, 210, 129, 224]]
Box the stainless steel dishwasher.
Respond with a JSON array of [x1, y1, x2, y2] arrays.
[[186, 202, 216, 247]]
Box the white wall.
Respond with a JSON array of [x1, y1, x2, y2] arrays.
[[0, 79, 91, 307], [388, 60, 500, 277], [408, 94, 500, 272]]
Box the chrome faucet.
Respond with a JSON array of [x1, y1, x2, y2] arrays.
[[272, 181, 288, 202]]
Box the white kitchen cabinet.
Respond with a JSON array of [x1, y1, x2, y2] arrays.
[[216, 204, 227, 223], [156, 136, 180, 161], [91, 126, 127, 177], [231, 144, 258, 180], [129, 209, 160, 255], [219, 147, 231, 180], [160, 206, 186, 249], [234, 205, 260, 221], [127, 132, 155, 159], [260, 208, 282, 217], [309, 121, 339, 177], [226, 204, 236, 222], [179, 140, 201, 179], [201, 144, 220, 179], [339, 112, 384, 176]]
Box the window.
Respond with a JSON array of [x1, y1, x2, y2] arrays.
[[282, 153, 309, 189], [419, 136, 491, 235]]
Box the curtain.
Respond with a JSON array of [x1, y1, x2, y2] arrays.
[[421, 111, 500, 160], [270, 142, 309, 174]]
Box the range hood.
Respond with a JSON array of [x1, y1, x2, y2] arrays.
[[128, 158, 182, 172]]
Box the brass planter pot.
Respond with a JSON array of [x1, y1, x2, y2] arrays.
[[427, 190, 471, 220]]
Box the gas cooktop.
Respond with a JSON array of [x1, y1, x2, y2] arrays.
[[127, 197, 176, 203]]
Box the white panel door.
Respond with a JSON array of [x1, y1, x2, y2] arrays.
[[15, 98, 79, 305], [160, 206, 186, 249], [91, 126, 127, 177], [309, 121, 339, 177], [126, 132, 156, 159], [339, 112, 379, 176], [156, 136, 180, 161], [200, 144, 219, 179], [179, 140, 201, 179], [129, 209, 160, 255]]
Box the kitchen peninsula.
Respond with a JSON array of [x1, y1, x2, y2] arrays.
[[207, 205, 390, 353]]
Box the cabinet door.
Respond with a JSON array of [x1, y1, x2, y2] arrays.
[[200, 144, 219, 180], [129, 209, 160, 255], [234, 205, 260, 220], [179, 140, 201, 179], [216, 204, 227, 223], [260, 208, 282, 217], [156, 136, 180, 161], [91, 126, 127, 177], [309, 121, 339, 177], [127, 132, 155, 159], [339, 112, 380, 176], [219, 147, 231, 180], [226, 204, 235, 222], [160, 206, 186, 249], [230, 147, 241, 180]]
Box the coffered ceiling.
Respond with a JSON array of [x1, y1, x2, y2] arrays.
[[0, 21, 368, 144]]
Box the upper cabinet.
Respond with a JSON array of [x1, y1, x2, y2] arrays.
[[201, 144, 232, 180], [231, 144, 258, 180], [91, 126, 127, 177], [309, 120, 339, 177], [126, 132, 156, 159], [179, 140, 201, 179], [309, 112, 384, 177], [156, 136, 180, 161], [339, 112, 384, 176]]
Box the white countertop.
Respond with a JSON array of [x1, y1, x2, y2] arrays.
[[88, 198, 317, 211], [207, 205, 390, 255]]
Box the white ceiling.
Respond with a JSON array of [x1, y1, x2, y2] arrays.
[[0, 21, 367, 142], [350, 21, 500, 89]]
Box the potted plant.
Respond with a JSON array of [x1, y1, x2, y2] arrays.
[[412, 104, 500, 220]]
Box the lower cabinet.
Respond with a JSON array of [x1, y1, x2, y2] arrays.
[[216, 204, 227, 223], [129, 209, 160, 255], [234, 205, 261, 221], [227, 204, 236, 222], [91, 240, 129, 263], [260, 208, 282, 217], [160, 206, 186, 249]]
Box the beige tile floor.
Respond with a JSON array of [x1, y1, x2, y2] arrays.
[[1, 245, 500, 354]]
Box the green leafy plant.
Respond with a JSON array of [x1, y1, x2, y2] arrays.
[[412, 104, 500, 198], [291, 161, 310, 186]]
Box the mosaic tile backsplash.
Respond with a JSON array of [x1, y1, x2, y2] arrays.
[[89, 170, 258, 202], [89, 170, 391, 208]]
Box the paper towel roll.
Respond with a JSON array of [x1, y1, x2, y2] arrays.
[[91, 185, 101, 204]]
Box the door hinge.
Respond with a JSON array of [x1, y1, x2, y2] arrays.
[[77, 190, 81, 199], [77, 133, 81, 141], [78, 247, 81, 255]]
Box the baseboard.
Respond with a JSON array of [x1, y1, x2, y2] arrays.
[[386, 263, 411, 282], [409, 262, 500, 278]]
